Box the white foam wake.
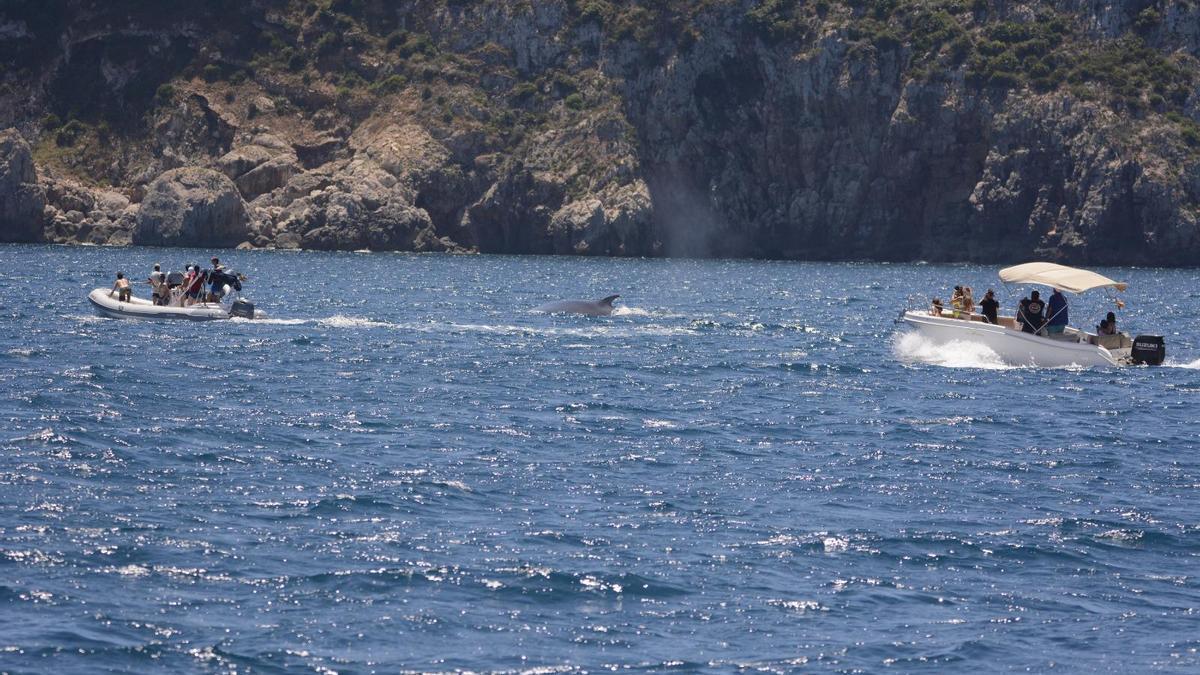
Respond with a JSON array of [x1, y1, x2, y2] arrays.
[[317, 315, 396, 329], [611, 306, 651, 317], [892, 331, 1013, 370], [1168, 357, 1200, 369], [234, 317, 307, 325]]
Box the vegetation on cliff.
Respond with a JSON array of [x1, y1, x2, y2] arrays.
[[0, 0, 1198, 263]]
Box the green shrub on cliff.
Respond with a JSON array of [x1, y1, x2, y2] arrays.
[[745, 0, 807, 43], [369, 74, 407, 95], [1168, 112, 1200, 148], [1069, 37, 1191, 109], [155, 84, 175, 103], [55, 119, 87, 147]]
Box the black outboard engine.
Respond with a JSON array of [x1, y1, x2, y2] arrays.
[[166, 271, 184, 288], [1130, 335, 1166, 366], [230, 298, 256, 319]]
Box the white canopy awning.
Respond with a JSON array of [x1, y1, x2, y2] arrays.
[[998, 262, 1127, 294]]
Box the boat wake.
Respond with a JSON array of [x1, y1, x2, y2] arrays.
[[892, 331, 1013, 370], [1167, 357, 1200, 369]]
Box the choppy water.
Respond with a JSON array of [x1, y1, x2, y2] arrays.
[[2, 244, 1199, 673]]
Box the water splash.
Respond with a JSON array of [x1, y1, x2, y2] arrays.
[[1168, 357, 1200, 369], [892, 331, 1013, 370], [316, 315, 396, 329]]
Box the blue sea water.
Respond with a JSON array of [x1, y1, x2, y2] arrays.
[[1, 244, 1199, 673]]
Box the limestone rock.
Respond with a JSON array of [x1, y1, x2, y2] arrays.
[[134, 167, 249, 247], [44, 179, 95, 214], [217, 145, 276, 180], [466, 167, 566, 254], [235, 155, 300, 199], [0, 129, 46, 242]]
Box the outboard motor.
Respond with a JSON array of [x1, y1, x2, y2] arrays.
[[1130, 335, 1166, 366], [166, 271, 184, 288], [230, 298, 256, 319]]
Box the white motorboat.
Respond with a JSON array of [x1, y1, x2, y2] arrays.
[[900, 262, 1165, 368], [88, 288, 257, 321]]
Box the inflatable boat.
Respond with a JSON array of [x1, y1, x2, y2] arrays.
[[88, 288, 257, 321]]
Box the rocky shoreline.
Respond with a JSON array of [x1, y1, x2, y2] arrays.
[[1, 2, 1199, 265]]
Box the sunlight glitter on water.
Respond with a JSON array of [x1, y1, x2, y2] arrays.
[[1, 245, 1198, 672]]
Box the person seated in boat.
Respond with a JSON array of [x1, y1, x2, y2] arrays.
[[1045, 288, 1069, 335], [148, 263, 167, 306], [111, 272, 131, 302], [961, 286, 975, 318], [1098, 312, 1118, 335], [1021, 290, 1046, 335], [930, 298, 944, 316], [980, 289, 999, 324], [210, 256, 224, 272]]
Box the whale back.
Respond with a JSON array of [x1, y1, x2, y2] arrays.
[[535, 294, 620, 316]]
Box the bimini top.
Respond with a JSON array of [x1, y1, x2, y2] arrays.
[[998, 262, 1127, 294]]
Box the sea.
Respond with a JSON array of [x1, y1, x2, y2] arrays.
[[1, 244, 1198, 673]]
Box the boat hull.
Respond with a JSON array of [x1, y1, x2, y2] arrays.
[[88, 289, 231, 321], [901, 311, 1120, 367]]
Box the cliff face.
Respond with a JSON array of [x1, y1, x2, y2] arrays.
[[0, 0, 1198, 265]]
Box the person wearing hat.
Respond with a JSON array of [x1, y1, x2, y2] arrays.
[[980, 289, 999, 325], [203, 257, 223, 302], [950, 285, 964, 318]]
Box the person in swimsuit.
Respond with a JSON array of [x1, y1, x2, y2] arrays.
[[112, 272, 131, 302]]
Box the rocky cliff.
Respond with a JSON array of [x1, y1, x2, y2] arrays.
[[1, 0, 1198, 265]]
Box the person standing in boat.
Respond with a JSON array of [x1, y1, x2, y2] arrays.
[[148, 263, 167, 306], [206, 257, 226, 302], [111, 272, 131, 302], [183, 264, 205, 306], [1046, 288, 1069, 335], [980, 289, 999, 324], [1021, 290, 1046, 335], [950, 285, 964, 318]]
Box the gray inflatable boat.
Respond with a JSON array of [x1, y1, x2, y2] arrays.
[[88, 288, 257, 321]]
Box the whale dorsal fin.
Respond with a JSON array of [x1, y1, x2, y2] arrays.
[[599, 294, 620, 306]]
